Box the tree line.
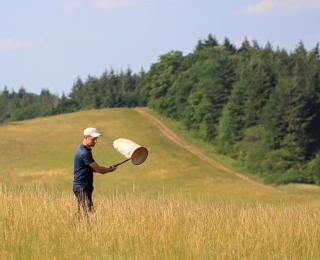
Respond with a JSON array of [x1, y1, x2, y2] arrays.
[[0, 87, 59, 122], [1, 34, 320, 185], [0, 68, 143, 122]]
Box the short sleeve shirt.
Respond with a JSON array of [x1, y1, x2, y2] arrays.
[[73, 144, 95, 186]]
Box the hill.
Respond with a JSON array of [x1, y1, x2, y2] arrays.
[[1, 107, 320, 203]]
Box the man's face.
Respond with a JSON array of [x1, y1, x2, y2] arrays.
[[86, 136, 98, 147]]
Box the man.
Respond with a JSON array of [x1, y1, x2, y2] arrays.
[[73, 127, 117, 216]]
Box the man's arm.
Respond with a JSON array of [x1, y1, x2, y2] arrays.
[[89, 162, 117, 174]]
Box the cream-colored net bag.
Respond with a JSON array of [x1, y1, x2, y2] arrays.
[[113, 138, 148, 166]]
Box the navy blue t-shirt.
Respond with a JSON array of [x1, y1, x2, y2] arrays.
[[73, 144, 95, 186]]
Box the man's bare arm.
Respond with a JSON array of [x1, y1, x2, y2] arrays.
[[89, 162, 117, 174]]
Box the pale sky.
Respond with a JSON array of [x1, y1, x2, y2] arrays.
[[1, 0, 319, 96]]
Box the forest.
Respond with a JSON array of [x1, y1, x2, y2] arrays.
[[1, 34, 320, 185]]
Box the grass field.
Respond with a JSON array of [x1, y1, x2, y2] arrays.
[[1, 108, 320, 259], [1, 184, 320, 259]]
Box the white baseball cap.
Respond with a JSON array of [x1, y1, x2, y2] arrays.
[[84, 127, 101, 137]]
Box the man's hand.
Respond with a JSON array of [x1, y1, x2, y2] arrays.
[[109, 164, 117, 172]]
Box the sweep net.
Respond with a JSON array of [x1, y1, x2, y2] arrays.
[[113, 138, 148, 165]]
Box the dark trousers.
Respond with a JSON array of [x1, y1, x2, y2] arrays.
[[73, 185, 94, 215]]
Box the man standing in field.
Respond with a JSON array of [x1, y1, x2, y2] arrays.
[[73, 127, 117, 216]]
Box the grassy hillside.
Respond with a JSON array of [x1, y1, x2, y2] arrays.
[[1, 107, 320, 203], [2, 108, 320, 259]]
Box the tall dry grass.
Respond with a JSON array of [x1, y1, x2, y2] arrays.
[[0, 183, 319, 260]]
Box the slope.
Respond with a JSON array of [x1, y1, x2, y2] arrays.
[[1, 107, 319, 203]]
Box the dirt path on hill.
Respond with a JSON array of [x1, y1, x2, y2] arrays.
[[138, 109, 272, 189]]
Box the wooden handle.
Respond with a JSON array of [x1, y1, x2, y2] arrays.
[[114, 158, 130, 167]]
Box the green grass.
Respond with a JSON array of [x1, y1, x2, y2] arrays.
[[2, 107, 320, 202]]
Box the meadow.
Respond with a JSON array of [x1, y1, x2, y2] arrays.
[[1, 108, 320, 259]]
